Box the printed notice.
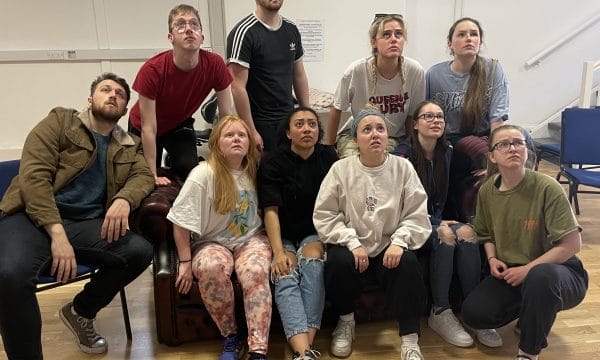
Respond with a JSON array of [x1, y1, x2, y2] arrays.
[[296, 19, 324, 62]]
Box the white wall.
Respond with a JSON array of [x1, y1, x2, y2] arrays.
[[1, 0, 600, 159], [224, 0, 408, 92], [0, 0, 210, 159], [408, 0, 600, 134]]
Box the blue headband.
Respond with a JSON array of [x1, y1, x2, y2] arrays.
[[351, 108, 386, 137]]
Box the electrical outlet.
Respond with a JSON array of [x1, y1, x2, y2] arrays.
[[46, 50, 64, 60]]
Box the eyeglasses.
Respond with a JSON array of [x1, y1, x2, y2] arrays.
[[372, 13, 403, 24], [491, 139, 527, 152], [417, 113, 445, 123], [172, 20, 201, 33]]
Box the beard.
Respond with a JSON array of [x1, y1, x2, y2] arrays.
[[91, 102, 122, 123], [259, 0, 282, 11]]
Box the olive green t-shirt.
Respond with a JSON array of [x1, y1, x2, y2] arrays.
[[474, 169, 581, 266]]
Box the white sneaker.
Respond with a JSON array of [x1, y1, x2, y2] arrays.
[[401, 344, 424, 360], [476, 329, 503, 347], [330, 318, 355, 357], [428, 308, 473, 347]]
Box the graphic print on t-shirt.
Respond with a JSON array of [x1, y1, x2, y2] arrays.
[[369, 92, 409, 115], [224, 190, 257, 238]]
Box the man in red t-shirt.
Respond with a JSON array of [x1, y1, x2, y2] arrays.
[[129, 4, 233, 186]]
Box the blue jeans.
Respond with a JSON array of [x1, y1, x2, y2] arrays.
[[430, 223, 481, 310], [272, 235, 325, 339], [0, 213, 153, 360]]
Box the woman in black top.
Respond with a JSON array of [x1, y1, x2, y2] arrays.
[[257, 107, 337, 360]]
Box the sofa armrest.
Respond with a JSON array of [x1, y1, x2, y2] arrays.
[[132, 181, 181, 243]]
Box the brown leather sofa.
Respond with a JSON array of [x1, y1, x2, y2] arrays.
[[131, 175, 254, 345], [132, 175, 468, 346], [131, 177, 407, 346]]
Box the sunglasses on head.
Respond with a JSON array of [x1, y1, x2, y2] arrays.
[[372, 13, 403, 24]]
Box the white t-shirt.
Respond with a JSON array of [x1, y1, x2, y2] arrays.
[[313, 155, 431, 257], [167, 162, 263, 252], [333, 56, 426, 139]]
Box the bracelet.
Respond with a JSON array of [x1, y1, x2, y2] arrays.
[[179, 259, 192, 263], [487, 256, 497, 262]]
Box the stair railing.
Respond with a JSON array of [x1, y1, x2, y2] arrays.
[[529, 78, 600, 137], [579, 60, 600, 108], [525, 12, 600, 68]]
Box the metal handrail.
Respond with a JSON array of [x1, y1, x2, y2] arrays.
[[525, 12, 600, 69]]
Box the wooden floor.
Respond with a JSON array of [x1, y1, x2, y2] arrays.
[[1, 161, 599, 360]]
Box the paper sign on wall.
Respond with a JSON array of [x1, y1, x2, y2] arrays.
[[296, 19, 324, 62]]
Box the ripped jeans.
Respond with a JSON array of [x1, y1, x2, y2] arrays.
[[272, 234, 325, 339], [430, 223, 481, 311]]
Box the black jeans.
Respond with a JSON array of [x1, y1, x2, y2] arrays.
[[325, 245, 427, 336], [0, 213, 153, 360], [461, 256, 588, 355], [130, 117, 198, 180], [255, 121, 280, 153]]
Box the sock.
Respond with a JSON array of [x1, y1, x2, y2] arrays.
[[401, 333, 418, 347], [340, 312, 354, 322], [518, 349, 539, 360]]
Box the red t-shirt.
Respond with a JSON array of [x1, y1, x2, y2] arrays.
[[129, 49, 232, 135]]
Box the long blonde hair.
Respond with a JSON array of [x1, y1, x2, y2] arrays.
[[368, 15, 406, 99], [206, 115, 259, 214]]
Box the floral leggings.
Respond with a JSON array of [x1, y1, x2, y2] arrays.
[[192, 233, 272, 354]]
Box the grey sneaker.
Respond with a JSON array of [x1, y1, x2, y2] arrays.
[[59, 302, 107, 354], [475, 328, 503, 348], [401, 344, 424, 360], [330, 318, 355, 357]]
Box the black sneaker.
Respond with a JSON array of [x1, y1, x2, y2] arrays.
[[248, 352, 267, 360], [305, 347, 321, 359], [292, 348, 322, 360], [59, 302, 107, 354]]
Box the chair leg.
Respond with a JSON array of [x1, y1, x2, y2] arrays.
[[573, 185, 580, 215], [119, 288, 132, 341]]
